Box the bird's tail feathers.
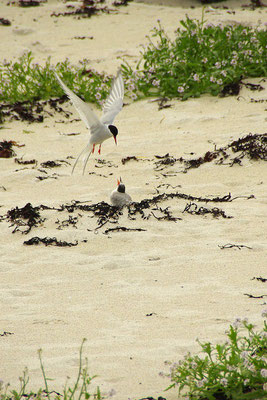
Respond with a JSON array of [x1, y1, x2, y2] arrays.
[[71, 144, 93, 175]]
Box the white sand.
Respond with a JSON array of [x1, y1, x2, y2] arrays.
[[0, 1, 266, 399]]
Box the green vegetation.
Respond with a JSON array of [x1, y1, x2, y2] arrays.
[[0, 339, 102, 400], [0, 17, 266, 108], [165, 315, 267, 400], [0, 53, 112, 106], [122, 16, 266, 100]]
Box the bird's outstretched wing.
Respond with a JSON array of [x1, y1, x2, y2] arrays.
[[100, 70, 124, 125], [54, 71, 100, 131]]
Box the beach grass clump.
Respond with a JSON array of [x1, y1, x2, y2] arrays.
[[121, 16, 267, 100], [0, 339, 102, 400], [0, 52, 112, 106], [165, 314, 267, 400]]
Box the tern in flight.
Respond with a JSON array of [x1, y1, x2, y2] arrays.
[[55, 70, 124, 174]]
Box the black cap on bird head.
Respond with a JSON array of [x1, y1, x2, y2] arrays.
[[117, 178, 125, 193], [108, 125, 118, 145]]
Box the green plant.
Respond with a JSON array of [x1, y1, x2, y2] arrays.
[[121, 16, 267, 100], [165, 314, 267, 400], [0, 52, 113, 106], [0, 339, 102, 400]]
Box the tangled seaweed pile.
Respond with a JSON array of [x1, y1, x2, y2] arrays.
[[1, 191, 253, 246]]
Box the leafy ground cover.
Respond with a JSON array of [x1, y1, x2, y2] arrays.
[[164, 314, 267, 400], [0, 17, 266, 111], [122, 16, 266, 100]]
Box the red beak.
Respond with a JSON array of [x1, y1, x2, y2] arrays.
[[117, 179, 120, 186], [114, 136, 117, 145]]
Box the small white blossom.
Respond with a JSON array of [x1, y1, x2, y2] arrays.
[[220, 378, 228, 387], [221, 70, 227, 77], [241, 351, 249, 360], [210, 76, 216, 83], [177, 86, 184, 93], [261, 369, 267, 378], [215, 62, 221, 69], [193, 73, 200, 82], [202, 57, 208, 64], [152, 79, 160, 87]]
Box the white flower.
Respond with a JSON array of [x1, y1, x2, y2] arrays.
[[210, 76, 216, 83], [261, 369, 267, 378], [193, 73, 200, 82], [215, 62, 221, 69], [240, 351, 249, 360], [217, 79, 223, 85], [95, 92, 101, 100], [152, 79, 160, 87], [202, 57, 208, 64], [220, 377, 228, 387], [221, 70, 227, 77], [177, 86, 184, 93]]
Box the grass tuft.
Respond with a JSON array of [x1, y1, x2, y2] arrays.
[[0, 339, 102, 400]]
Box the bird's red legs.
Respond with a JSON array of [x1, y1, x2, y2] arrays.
[[98, 144, 102, 155], [92, 144, 95, 154]]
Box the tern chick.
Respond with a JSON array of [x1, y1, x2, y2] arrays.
[[110, 179, 132, 207], [54, 70, 124, 175]]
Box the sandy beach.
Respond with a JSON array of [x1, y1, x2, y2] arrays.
[[0, 1, 266, 399]]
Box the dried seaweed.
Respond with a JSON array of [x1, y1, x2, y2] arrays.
[[121, 155, 139, 165], [150, 97, 172, 110], [56, 215, 79, 230], [220, 81, 241, 97], [251, 276, 267, 283], [104, 226, 146, 234], [0, 331, 14, 337], [112, 0, 132, 5], [0, 96, 69, 124], [14, 157, 37, 165], [51, 1, 112, 18], [218, 243, 253, 250], [0, 140, 21, 158], [40, 160, 69, 168], [95, 158, 117, 168], [242, 0, 267, 10], [154, 153, 178, 170], [24, 236, 78, 247], [0, 18, 11, 26], [183, 202, 231, 218], [138, 397, 166, 400], [18, 0, 45, 6], [6, 202, 44, 234], [161, 133, 267, 173], [244, 293, 267, 299], [228, 133, 267, 161]]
